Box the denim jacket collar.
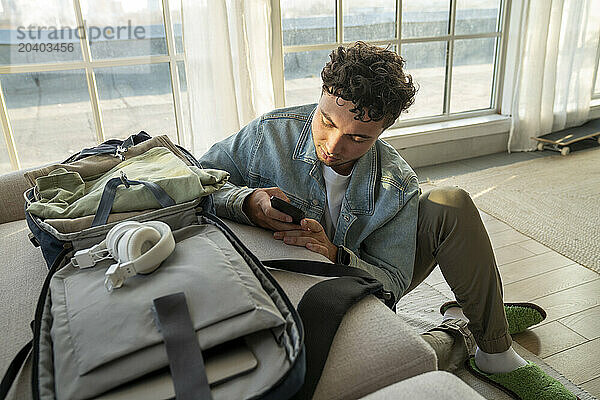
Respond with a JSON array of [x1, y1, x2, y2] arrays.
[[292, 106, 319, 164], [292, 106, 377, 216]]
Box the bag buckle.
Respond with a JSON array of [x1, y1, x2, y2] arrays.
[[28, 233, 40, 247], [115, 145, 128, 161], [119, 171, 131, 188]]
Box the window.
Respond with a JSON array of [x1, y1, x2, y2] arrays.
[[278, 0, 508, 127], [0, 0, 187, 173]]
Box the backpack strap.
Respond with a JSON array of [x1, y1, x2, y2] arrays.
[[91, 173, 175, 227], [263, 259, 390, 400], [65, 131, 151, 163], [153, 292, 213, 400], [297, 276, 382, 400], [262, 259, 394, 307], [0, 340, 32, 399]]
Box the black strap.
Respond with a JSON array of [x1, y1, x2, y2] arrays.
[[92, 176, 175, 227], [294, 276, 382, 399], [153, 292, 213, 400], [0, 340, 32, 399], [31, 247, 72, 400], [120, 134, 139, 149], [263, 259, 386, 400], [263, 259, 394, 306], [66, 131, 151, 162], [264, 259, 377, 278]]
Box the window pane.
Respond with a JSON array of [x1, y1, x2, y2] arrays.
[[281, 0, 336, 47], [343, 0, 396, 42], [402, 0, 450, 39], [0, 125, 12, 173], [0, 0, 83, 65], [0, 70, 96, 168], [171, 0, 184, 53], [177, 60, 191, 142], [80, 0, 167, 59], [95, 64, 177, 142], [455, 0, 500, 35], [400, 42, 447, 119], [451, 38, 496, 113], [284, 49, 330, 107]]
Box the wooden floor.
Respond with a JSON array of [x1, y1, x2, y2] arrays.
[[415, 150, 600, 398]]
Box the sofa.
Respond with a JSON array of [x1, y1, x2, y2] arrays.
[[0, 168, 485, 400]]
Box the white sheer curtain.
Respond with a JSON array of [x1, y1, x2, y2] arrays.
[[180, 0, 277, 155], [502, 0, 600, 152]]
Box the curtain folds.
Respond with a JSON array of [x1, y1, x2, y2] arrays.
[[180, 0, 276, 155], [503, 0, 600, 152]]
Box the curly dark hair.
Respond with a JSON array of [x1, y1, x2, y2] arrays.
[[321, 41, 417, 129]]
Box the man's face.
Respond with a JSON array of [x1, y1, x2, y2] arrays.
[[311, 90, 386, 175]]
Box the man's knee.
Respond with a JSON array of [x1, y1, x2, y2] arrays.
[[420, 186, 476, 214]]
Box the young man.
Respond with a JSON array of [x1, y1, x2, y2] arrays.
[[199, 42, 574, 399]]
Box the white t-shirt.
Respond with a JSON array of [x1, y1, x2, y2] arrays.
[[322, 165, 352, 239]]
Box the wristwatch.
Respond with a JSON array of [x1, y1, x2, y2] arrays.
[[336, 246, 351, 265]]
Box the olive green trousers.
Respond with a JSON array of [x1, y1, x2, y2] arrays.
[[405, 186, 511, 354]]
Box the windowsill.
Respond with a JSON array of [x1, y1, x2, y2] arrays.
[[381, 114, 511, 149], [382, 98, 599, 151]]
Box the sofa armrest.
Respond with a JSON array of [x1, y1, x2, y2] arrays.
[[313, 295, 437, 400], [0, 170, 31, 224], [268, 270, 437, 400], [361, 371, 485, 400]]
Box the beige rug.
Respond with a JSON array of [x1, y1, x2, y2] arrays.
[[398, 282, 598, 400], [430, 148, 600, 273]]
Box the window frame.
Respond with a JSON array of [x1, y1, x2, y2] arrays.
[[272, 0, 512, 130], [0, 0, 186, 171], [592, 38, 600, 99]]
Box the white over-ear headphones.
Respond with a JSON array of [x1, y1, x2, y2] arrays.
[[72, 221, 175, 292]]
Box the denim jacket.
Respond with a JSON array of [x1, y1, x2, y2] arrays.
[[199, 104, 420, 301]]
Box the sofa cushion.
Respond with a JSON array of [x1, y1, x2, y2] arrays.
[[0, 170, 30, 224], [0, 220, 47, 375], [361, 371, 485, 400], [223, 219, 332, 263]]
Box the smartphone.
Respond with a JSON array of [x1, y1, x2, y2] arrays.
[[270, 196, 305, 225]]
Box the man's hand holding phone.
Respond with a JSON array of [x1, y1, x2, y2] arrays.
[[242, 187, 338, 261], [242, 187, 302, 231]]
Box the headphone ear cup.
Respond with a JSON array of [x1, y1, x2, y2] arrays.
[[117, 226, 161, 264], [135, 221, 176, 274], [106, 221, 143, 259]]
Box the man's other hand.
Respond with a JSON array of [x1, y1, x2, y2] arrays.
[[242, 187, 302, 231], [273, 219, 338, 262]]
